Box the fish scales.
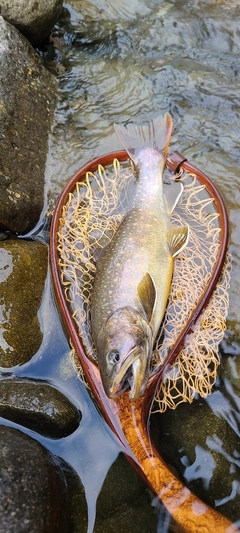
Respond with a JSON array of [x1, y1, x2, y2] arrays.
[[91, 113, 189, 401], [92, 207, 172, 339]]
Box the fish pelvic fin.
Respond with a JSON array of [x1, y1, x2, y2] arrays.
[[167, 224, 189, 257], [137, 272, 156, 325], [114, 113, 173, 167], [164, 180, 184, 215]]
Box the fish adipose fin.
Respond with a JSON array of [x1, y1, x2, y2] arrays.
[[164, 181, 183, 215], [167, 225, 189, 257], [137, 272, 156, 324], [114, 113, 173, 167]]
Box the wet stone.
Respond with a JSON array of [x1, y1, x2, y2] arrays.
[[95, 453, 158, 532], [0, 425, 68, 533], [62, 460, 88, 533], [0, 239, 48, 367], [96, 452, 148, 518], [94, 492, 158, 533], [0, 378, 81, 438], [0, 16, 57, 234], [152, 391, 240, 523], [0, 0, 63, 43]]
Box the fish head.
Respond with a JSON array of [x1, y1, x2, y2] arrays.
[[96, 307, 153, 401]]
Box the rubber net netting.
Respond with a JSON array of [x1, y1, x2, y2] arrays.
[[57, 158, 231, 413]]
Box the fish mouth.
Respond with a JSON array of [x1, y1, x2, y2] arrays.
[[108, 346, 148, 401]]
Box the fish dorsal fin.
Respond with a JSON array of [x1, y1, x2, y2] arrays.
[[114, 113, 173, 166], [138, 272, 156, 324], [164, 181, 183, 215], [167, 225, 189, 257]]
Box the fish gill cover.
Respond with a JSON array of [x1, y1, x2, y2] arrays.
[[57, 157, 231, 412]]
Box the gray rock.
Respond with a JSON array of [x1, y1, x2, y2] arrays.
[[0, 16, 57, 234], [0, 378, 81, 438], [0, 0, 63, 43], [0, 239, 48, 367], [0, 425, 68, 533]]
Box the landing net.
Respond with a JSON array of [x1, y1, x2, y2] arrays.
[[57, 158, 231, 412]]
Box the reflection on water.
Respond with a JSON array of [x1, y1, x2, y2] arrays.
[[24, 0, 240, 530]]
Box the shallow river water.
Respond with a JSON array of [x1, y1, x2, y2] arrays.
[[45, 0, 240, 321], [4, 1, 240, 531]]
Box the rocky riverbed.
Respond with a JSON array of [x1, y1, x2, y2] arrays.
[[0, 0, 240, 532]]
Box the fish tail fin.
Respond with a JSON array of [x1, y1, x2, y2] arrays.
[[114, 113, 173, 166]]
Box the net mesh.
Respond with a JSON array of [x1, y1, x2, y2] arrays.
[[57, 158, 231, 413]]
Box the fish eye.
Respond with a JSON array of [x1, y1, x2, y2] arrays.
[[107, 349, 120, 365]]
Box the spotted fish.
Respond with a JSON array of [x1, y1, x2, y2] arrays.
[[91, 113, 189, 400]]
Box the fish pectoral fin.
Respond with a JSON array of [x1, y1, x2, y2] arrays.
[[167, 225, 189, 257], [164, 180, 183, 215], [137, 272, 156, 324]]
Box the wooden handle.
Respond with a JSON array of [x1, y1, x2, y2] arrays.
[[116, 393, 239, 533]]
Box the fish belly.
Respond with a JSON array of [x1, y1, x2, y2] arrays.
[[91, 206, 173, 344]]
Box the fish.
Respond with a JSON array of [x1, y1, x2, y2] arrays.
[[91, 113, 189, 401]]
